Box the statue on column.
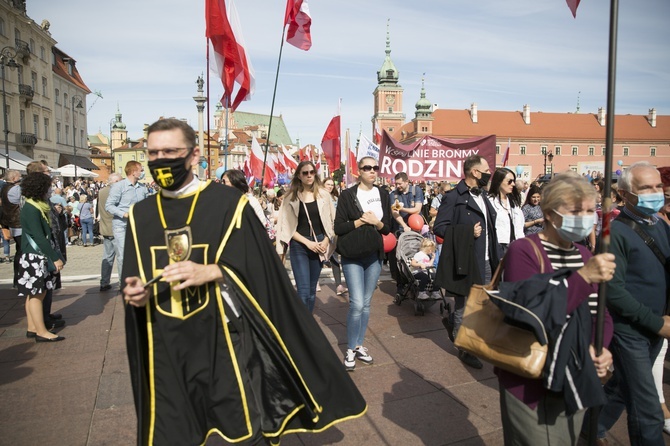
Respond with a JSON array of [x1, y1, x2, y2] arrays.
[[196, 75, 204, 93]]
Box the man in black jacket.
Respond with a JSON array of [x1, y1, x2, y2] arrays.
[[434, 155, 501, 369]]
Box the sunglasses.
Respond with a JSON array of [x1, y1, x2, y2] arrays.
[[506, 179, 515, 185], [301, 170, 316, 176], [360, 165, 380, 172]]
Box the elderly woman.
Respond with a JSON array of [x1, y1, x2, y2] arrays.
[[275, 161, 335, 313], [498, 172, 615, 444], [19, 173, 65, 342]]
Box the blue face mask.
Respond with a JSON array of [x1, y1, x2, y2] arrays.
[[632, 192, 664, 216], [553, 211, 595, 243], [138, 170, 146, 181]]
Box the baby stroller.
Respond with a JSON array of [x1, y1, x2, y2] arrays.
[[393, 231, 447, 316]]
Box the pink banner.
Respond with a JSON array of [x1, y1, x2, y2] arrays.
[[378, 131, 497, 182]]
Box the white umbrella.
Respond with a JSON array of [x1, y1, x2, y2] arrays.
[[57, 164, 99, 178]]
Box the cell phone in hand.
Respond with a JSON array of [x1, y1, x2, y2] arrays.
[[143, 274, 163, 289]]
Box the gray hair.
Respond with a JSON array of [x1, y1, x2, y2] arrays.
[[108, 173, 122, 184], [4, 169, 20, 182], [618, 161, 658, 192]]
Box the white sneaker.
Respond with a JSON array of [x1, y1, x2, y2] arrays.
[[417, 291, 430, 300], [344, 349, 356, 371], [430, 290, 442, 300], [664, 418, 670, 435], [354, 346, 373, 364]]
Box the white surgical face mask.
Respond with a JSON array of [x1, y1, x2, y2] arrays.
[[552, 210, 594, 243]]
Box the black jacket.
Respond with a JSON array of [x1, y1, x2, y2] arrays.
[[334, 184, 392, 260], [434, 224, 479, 296], [434, 179, 501, 287]]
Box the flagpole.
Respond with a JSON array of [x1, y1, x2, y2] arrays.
[[206, 40, 211, 179], [260, 26, 287, 194], [589, 0, 619, 442]]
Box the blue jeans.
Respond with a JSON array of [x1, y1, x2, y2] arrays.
[[289, 234, 324, 313], [597, 331, 664, 445], [112, 224, 127, 283], [81, 218, 94, 245], [342, 253, 382, 350], [100, 236, 117, 287]]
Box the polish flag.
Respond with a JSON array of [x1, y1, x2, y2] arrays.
[[566, 0, 580, 17], [249, 136, 273, 186], [206, 0, 255, 111], [243, 156, 254, 184], [282, 145, 299, 171], [269, 152, 280, 176], [321, 115, 341, 174], [284, 0, 312, 51], [349, 144, 358, 178], [374, 121, 382, 145], [314, 145, 322, 174], [501, 138, 511, 167], [276, 149, 287, 174]]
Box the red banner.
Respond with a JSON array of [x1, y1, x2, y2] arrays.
[[378, 131, 496, 182]]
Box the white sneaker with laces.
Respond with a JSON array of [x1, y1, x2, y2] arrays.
[[354, 346, 373, 364], [344, 349, 356, 371]]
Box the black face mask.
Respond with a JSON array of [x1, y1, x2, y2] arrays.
[[476, 171, 491, 189], [148, 152, 192, 191]]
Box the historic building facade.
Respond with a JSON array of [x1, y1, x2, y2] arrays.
[[371, 27, 670, 182]]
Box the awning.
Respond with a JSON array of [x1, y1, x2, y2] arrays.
[[58, 154, 99, 170], [0, 149, 35, 173], [56, 164, 99, 178]]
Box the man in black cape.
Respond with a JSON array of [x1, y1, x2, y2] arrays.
[[122, 118, 366, 445]]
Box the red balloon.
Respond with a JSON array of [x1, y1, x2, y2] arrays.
[[408, 214, 424, 231], [435, 236, 444, 244], [382, 233, 397, 253]]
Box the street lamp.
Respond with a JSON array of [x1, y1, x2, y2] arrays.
[[543, 150, 554, 176], [1, 46, 19, 171], [109, 116, 116, 174], [71, 94, 84, 179]]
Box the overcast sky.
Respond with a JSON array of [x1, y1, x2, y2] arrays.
[[27, 0, 670, 149]]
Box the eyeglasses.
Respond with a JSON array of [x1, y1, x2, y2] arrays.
[[506, 179, 515, 185], [146, 147, 192, 159], [360, 165, 380, 172], [301, 170, 316, 176]]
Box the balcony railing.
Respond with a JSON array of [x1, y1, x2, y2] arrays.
[[14, 39, 30, 60], [19, 84, 34, 102], [19, 132, 37, 146]]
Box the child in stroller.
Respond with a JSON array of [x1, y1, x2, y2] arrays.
[[410, 238, 441, 300]]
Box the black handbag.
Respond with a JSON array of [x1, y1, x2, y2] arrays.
[[336, 191, 381, 259]]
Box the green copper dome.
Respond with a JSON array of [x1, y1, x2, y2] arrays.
[[377, 20, 399, 86], [415, 77, 432, 118]]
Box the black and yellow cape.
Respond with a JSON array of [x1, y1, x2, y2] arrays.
[[123, 181, 367, 445]]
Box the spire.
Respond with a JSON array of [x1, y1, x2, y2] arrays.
[[113, 103, 127, 130], [576, 91, 581, 114], [377, 19, 399, 86], [415, 75, 432, 119]]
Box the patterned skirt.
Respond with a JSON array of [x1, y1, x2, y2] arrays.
[[17, 253, 56, 297]]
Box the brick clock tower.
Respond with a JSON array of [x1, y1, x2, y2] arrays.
[[372, 21, 405, 141]]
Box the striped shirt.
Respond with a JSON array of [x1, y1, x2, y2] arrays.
[[539, 238, 597, 315]]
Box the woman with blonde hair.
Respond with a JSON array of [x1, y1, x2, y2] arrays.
[[275, 161, 335, 312], [498, 171, 615, 444]]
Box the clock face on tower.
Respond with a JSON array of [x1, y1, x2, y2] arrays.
[[385, 94, 395, 105]]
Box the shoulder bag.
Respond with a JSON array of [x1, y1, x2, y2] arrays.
[[454, 237, 548, 379], [24, 232, 62, 272], [301, 200, 328, 263], [335, 190, 380, 259]]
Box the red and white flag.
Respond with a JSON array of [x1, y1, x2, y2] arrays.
[[374, 121, 382, 145], [501, 138, 511, 167], [348, 144, 358, 178], [269, 152, 280, 176], [321, 116, 341, 174], [566, 0, 580, 17], [242, 155, 254, 184], [249, 136, 273, 186], [206, 0, 255, 111], [282, 145, 299, 171], [284, 0, 312, 51]]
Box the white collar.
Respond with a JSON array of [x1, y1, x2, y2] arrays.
[[160, 176, 201, 198]]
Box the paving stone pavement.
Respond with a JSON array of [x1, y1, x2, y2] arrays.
[[0, 242, 665, 445]]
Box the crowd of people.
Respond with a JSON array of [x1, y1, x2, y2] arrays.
[[2, 124, 670, 444]]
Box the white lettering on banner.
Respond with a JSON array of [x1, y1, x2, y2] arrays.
[[380, 158, 465, 179]]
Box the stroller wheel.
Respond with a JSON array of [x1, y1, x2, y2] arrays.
[[393, 294, 402, 306], [439, 302, 445, 315]]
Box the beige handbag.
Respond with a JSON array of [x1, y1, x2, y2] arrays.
[[454, 238, 548, 379]]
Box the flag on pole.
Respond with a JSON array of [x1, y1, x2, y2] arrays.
[[206, 0, 255, 111], [284, 0, 312, 50], [282, 145, 299, 171], [566, 0, 580, 17], [374, 121, 382, 145], [501, 138, 511, 167], [314, 145, 322, 175], [249, 136, 273, 185], [349, 144, 358, 177], [321, 115, 341, 174], [358, 134, 380, 161], [243, 156, 254, 185]]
